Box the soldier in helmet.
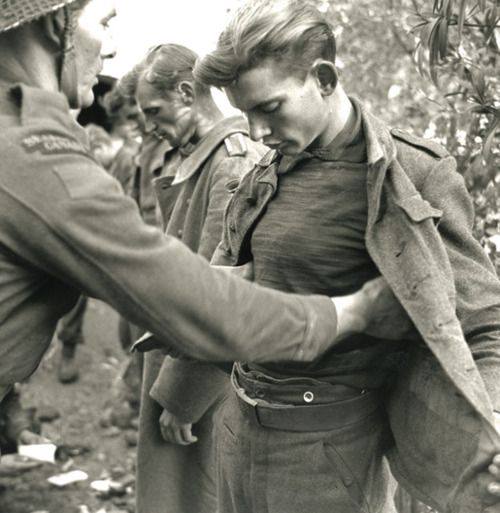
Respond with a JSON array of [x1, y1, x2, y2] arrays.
[[0, 0, 398, 430]]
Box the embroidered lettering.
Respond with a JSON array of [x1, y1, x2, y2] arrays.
[[22, 132, 89, 157]]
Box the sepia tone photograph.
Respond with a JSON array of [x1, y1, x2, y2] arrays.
[[0, 0, 499, 512]]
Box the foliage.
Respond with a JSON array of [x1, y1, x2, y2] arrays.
[[318, 0, 500, 273], [409, 0, 500, 270]]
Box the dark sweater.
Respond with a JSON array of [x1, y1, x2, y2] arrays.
[[249, 103, 403, 388]]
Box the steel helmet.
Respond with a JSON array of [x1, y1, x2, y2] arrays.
[[0, 0, 81, 33]]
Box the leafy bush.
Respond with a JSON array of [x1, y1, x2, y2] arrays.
[[319, 0, 500, 272]]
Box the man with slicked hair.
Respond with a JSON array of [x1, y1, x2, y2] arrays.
[[195, 0, 500, 511]]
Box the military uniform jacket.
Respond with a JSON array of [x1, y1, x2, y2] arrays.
[[212, 98, 500, 512], [0, 83, 338, 388], [137, 118, 264, 513], [148, 116, 265, 423]]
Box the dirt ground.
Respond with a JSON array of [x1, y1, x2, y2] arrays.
[[0, 299, 138, 513]]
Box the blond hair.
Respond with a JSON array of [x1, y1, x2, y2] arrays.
[[194, 0, 336, 87]]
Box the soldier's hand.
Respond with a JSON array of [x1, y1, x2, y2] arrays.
[[332, 276, 415, 341], [159, 408, 198, 446]]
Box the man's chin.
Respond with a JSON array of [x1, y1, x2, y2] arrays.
[[79, 89, 95, 110], [277, 142, 302, 156]]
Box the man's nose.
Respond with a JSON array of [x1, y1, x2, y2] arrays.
[[143, 118, 156, 134], [247, 114, 271, 142], [101, 30, 117, 60]]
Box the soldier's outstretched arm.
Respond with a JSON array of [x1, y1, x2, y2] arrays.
[[5, 157, 341, 363]]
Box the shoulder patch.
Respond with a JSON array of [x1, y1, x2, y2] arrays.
[[21, 130, 90, 158], [224, 132, 248, 157], [391, 128, 449, 159]]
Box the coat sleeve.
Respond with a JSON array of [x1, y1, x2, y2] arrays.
[[150, 154, 252, 422], [422, 157, 500, 411], [149, 357, 230, 423], [4, 156, 337, 363]]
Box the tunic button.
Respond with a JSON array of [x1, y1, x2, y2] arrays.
[[177, 229, 183, 237], [255, 388, 265, 399], [224, 247, 232, 256], [342, 475, 354, 487], [229, 222, 236, 232], [303, 391, 314, 403], [186, 197, 191, 205]]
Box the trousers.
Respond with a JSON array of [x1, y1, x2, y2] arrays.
[[215, 364, 397, 513]]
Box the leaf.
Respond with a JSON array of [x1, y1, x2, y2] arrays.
[[482, 115, 500, 160], [457, 0, 467, 43], [437, 16, 449, 59], [419, 18, 436, 49], [469, 67, 487, 104], [427, 17, 442, 68], [416, 43, 427, 78], [484, 5, 499, 44]]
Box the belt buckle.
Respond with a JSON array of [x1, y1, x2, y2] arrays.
[[231, 369, 258, 406]]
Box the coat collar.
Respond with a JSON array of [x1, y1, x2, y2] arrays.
[[171, 116, 249, 185], [254, 98, 397, 188]]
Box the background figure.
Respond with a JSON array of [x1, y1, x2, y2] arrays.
[[0, 386, 42, 455], [56, 296, 88, 383], [56, 79, 123, 384], [105, 75, 172, 418], [0, 385, 48, 477], [132, 44, 265, 513]]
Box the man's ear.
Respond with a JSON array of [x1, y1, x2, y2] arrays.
[[40, 9, 67, 48], [311, 60, 338, 96], [177, 81, 195, 105]]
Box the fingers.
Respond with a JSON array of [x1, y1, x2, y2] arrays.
[[158, 409, 198, 445], [160, 422, 197, 445], [179, 424, 198, 445], [17, 429, 51, 445]]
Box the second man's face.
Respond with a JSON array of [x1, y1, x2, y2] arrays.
[[225, 59, 332, 156], [135, 80, 195, 148]]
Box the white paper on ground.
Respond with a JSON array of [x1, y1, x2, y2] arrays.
[[47, 470, 89, 487], [18, 444, 57, 464]]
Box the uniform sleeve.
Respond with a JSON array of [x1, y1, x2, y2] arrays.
[[4, 157, 337, 363], [149, 357, 229, 423], [422, 157, 500, 411]]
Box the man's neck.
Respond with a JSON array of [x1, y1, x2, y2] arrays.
[[0, 25, 59, 93], [191, 101, 224, 144], [319, 86, 353, 148]]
